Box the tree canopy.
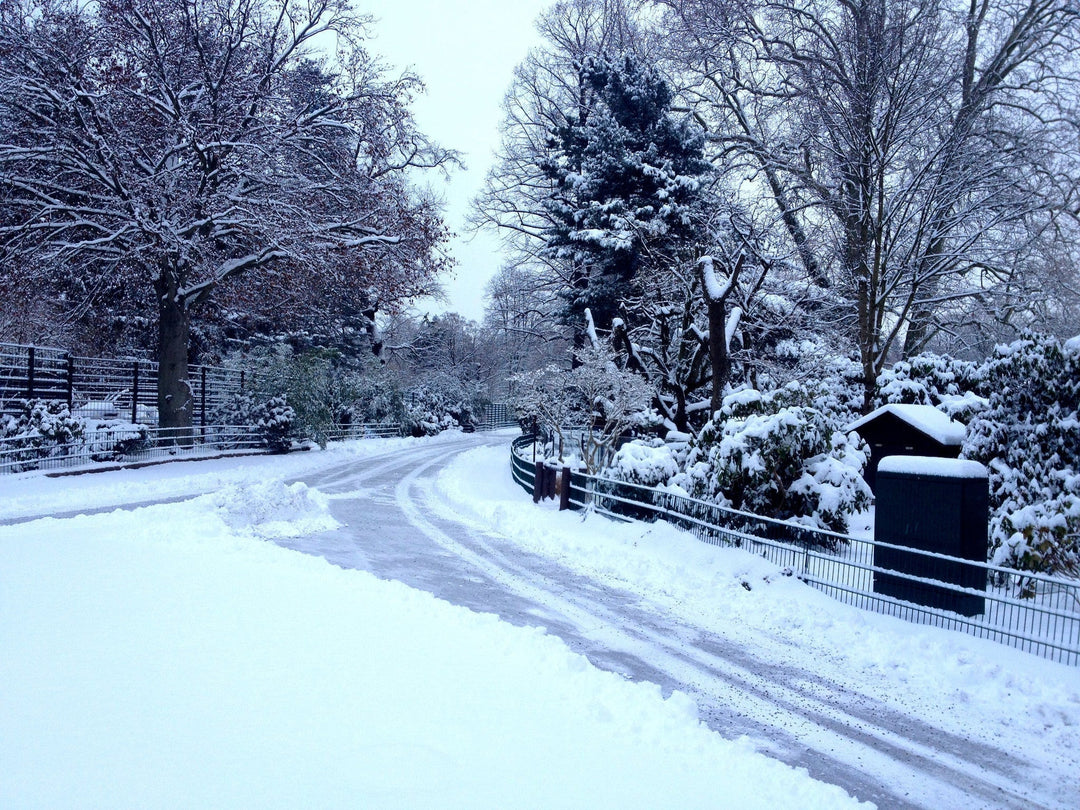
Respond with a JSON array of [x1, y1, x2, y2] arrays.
[[0, 0, 453, 430]]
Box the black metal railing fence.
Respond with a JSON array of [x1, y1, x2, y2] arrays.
[[510, 434, 1080, 667], [1, 342, 245, 426]]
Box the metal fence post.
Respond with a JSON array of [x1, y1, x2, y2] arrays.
[[26, 346, 35, 399], [200, 367, 207, 440], [66, 354, 75, 408], [131, 361, 139, 424]]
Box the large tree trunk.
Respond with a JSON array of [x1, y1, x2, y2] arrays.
[[156, 274, 194, 444], [706, 293, 729, 416]]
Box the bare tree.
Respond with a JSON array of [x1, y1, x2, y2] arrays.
[[659, 0, 1080, 410], [0, 0, 454, 433]]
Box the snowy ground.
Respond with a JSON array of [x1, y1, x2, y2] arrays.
[[2, 432, 1078, 808], [426, 445, 1080, 809], [2, 433, 865, 809]]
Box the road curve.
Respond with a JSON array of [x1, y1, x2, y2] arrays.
[[279, 435, 1071, 810]]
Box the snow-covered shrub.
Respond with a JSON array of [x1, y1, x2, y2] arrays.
[[964, 333, 1080, 578], [224, 345, 355, 444], [875, 352, 989, 422], [607, 439, 680, 488], [82, 421, 150, 462], [344, 360, 407, 428], [765, 338, 864, 425], [210, 392, 260, 434], [597, 438, 683, 522], [403, 372, 482, 437], [211, 392, 296, 451], [254, 395, 296, 451], [674, 385, 871, 539], [0, 399, 84, 471], [991, 495, 1080, 590]]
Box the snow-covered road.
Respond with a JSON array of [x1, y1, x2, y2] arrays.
[[280, 434, 1078, 810], [3, 432, 1076, 808]]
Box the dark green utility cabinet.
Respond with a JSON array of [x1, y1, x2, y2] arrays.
[[874, 456, 989, 617]]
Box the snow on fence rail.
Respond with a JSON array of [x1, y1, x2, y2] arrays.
[[1, 342, 245, 425], [510, 434, 1080, 667]]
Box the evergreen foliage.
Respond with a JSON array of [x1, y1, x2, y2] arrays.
[[672, 385, 871, 536], [540, 55, 711, 333], [963, 333, 1080, 578]]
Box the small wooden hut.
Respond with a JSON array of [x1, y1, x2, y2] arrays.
[[845, 404, 966, 494]]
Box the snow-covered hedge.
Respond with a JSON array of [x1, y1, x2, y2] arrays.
[[1, 399, 152, 470], [1, 399, 85, 471]]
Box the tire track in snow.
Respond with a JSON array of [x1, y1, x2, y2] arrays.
[[380, 446, 1065, 810]]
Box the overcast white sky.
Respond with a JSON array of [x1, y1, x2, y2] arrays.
[[362, 1, 552, 322]]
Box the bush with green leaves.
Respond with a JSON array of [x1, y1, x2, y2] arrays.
[[875, 352, 989, 422], [673, 384, 871, 538], [403, 372, 482, 437], [963, 333, 1080, 578], [210, 392, 296, 451]]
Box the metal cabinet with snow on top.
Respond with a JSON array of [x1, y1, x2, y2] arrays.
[[873, 455, 989, 617]]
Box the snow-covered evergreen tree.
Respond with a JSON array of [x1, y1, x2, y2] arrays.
[[540, 54, 712, 340]]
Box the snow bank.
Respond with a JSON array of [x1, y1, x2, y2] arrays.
[[0, 430, 474, 523], [0, 452, 865, 810]]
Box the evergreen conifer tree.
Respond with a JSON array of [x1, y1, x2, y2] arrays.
[[539, 55, 711, 341]]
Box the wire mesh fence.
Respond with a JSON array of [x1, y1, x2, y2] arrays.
[[510, 434, 1080, 666]]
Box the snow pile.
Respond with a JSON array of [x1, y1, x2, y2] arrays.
[[210, 480, 340, 538], [0, 467, 866, 809]]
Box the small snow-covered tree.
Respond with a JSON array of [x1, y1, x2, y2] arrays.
[[511, 343, 653, 470]]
